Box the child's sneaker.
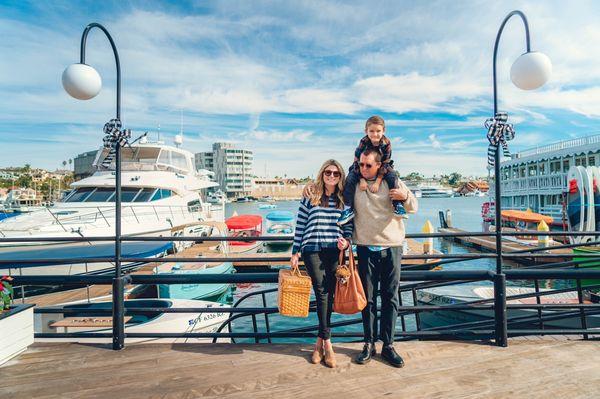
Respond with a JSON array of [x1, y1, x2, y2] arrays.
[[394, 203, 409, 219], [338, 208, 355, 225]]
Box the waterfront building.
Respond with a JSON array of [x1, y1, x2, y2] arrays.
[[251, 178, 305, 200], [492, 134, 600, 221], [74, 150, 99, 180], [195, 143, 253, 199]]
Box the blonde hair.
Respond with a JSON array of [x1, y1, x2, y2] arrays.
[[365, 115, 385, 130], [309, 159, 345, 209]]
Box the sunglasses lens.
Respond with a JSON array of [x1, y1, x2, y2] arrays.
[[324, 170, 340, 177]]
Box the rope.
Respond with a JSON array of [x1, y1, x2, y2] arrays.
[[486, 112, 515, 167]]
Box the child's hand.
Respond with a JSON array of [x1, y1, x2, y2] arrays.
[[369, 181, 380, 193], [359, 178, 368, 191]]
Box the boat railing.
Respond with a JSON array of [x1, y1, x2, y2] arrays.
[[516, 133, 600, 159], [6, 230, 600, 347]]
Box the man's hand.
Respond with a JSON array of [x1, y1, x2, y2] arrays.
[[389, 187, 408, 201], [368, 181, 380, 193], [359, 178, 368, 191], [290, 253, 301, 269], [302, 183, 315, 198], [337, 237, 349, 250]]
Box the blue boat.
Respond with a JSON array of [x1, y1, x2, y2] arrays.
[[264, 211, 295, 251]]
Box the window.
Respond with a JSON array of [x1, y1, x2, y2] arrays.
[[563, 159, 570, 171], [85, 188, 115, 202], [133, 188, 156, 202], [589, 156, 596, 166], [65, 187, 94, 202], [121, 188, 141, 202], [187, 199, 201, 212], [151, 189, 173, 201]]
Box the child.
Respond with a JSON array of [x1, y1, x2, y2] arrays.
[[338, 115, 407, 225]]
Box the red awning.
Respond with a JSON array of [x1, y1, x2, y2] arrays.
[[226, 214, 263, 230]]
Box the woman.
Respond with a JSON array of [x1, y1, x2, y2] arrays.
[[291, 159, 352, 368]]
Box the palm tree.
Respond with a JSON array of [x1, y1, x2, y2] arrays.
[[62, 160, 67, 169], [68, 159, 73, 170]]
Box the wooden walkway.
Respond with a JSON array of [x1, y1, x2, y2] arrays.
[[439, 227, 572, 265], [1, 340, 599, 398]]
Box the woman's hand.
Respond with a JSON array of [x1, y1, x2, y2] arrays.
[[290, 253, 301, 269], [389, 187, 408, 201], [337, 237, 349, 250]]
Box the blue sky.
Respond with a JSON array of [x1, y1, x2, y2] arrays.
[[1, 0, 599, 178]]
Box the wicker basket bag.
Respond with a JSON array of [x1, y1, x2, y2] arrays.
[[278, 266, 312, 317]]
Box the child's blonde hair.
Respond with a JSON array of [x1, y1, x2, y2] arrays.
[[365, 115, 385, 130]]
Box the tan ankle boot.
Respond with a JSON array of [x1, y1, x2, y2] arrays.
[[324, 347, 337, 368], [311, 340, 324, 364]]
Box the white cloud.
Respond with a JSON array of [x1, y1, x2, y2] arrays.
[[428, 133, 441, 149]]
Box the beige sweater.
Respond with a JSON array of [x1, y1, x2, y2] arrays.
[[352, 179, 418, 247]]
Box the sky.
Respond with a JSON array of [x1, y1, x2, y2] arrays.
[[0, 0, 599, 178]]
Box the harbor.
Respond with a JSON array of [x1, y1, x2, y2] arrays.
[[2, 2, 600, 398]]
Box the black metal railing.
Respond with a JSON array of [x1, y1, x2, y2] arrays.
[[5, 229, 600, 349]]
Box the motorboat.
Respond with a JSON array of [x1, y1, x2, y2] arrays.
[[417, 184, 454, 198], [0, 137, 225, 276], [258, 203, 276, 210], [150, 222, 235, 300], [207, 189, 227, 204], [264, 211, 294, 251], [225, 214, 263, 254], [34, 298, 230, 343], [416, 284, 600, 331]]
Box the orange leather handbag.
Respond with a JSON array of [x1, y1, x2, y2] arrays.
[[333, 245, 367, 314]]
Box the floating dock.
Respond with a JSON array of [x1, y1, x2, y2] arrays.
[[438, 227, 572, 265]]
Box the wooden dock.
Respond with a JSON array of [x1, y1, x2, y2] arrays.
[[439, 227, 572, 265], [1, 340, 598, 398]]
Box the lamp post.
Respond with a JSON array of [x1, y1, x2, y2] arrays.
[[490, 10, 551, 347], [62, 23, 128, 350]]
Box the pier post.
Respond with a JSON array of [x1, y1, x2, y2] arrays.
[[112, 274, 130, 350], [493, 273, 508, 347]]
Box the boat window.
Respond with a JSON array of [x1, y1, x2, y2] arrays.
[[85, 188, 115, 202], [151, 189, 173, 201], [158, 150, 170, 165], [64, 187, 95, 202], [133, 188, 156, 202], [121, 188, 141, 202], [171, 152, 188, 170], [187, 199, 201, 212]]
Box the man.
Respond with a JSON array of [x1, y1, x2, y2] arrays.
[[344, 148, 418, 368]]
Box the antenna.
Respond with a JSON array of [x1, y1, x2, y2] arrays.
[[157, 123, 161, 142]]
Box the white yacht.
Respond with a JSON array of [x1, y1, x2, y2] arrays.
[[0, 137, 224, 276], [417, 183, 454, 198]]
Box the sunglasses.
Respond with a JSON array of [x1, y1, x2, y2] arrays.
[[359, 162, 376, 169], [323, 170, 341, 177]]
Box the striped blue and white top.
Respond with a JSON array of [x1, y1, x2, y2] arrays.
[[292, 196, 353, 254]]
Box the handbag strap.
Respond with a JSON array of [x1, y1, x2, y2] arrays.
[[347, 244, 356, 272], [339, 239, 354, 271], [338, 246, 345, 267]]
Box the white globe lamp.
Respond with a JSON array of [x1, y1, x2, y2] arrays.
[[62, 63, 102, 100], [510, 51, 552, 90]]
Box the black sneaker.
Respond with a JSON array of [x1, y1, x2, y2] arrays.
[[381, 345, 405, 368], [355, 342, 376, 365]]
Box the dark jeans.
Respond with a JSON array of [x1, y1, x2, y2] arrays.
[[343, 168, 400, 208], [356, 245, 402, 346], [303, 248, 339, 339]]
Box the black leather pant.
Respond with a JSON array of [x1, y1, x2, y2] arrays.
[[356, 246, 402, 346]]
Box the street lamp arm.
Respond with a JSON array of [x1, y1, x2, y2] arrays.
[[79, 23, 121, 120], [493, 10, 531, 114]]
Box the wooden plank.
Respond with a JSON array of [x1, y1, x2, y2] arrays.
[[1, 340, 599, 398], [50, 316, 133, 328]]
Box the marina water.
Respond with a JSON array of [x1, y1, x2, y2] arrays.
[[222, 197, 573, 342]]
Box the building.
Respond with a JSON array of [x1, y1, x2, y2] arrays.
[[195, 143, 253, 198], [74, 149, 99, 180], [493, 134, 600, 221], [251, 178, 305, 200], [195, 152, 213, 171], [456, 180, 489, 196]]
